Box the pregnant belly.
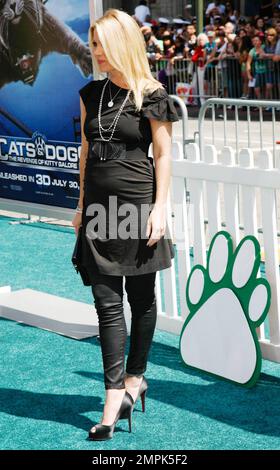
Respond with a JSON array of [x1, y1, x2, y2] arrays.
[[84, 159, 156, 205]]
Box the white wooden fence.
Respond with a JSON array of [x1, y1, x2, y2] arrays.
[[155, 134, 280, 364]]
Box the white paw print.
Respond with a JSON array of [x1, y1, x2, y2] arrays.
[[179, 231, 271, 387]]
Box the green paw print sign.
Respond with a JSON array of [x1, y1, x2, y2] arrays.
[[179, 231, 271, 388]]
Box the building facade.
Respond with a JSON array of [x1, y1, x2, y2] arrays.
[[102, 0, 191, 20], [101, 1, 278, 19]]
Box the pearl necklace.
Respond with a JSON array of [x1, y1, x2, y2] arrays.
[[98, 78, 131, 142]]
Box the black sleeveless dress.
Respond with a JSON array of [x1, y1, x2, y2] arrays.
[[78, 78, 179, 282]]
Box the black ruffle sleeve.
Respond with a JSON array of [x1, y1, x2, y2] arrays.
[[141, 87, 180, 122], [79, 81, 94, 107]]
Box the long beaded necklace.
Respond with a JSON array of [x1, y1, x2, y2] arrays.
[[98, 78, 131, 142]]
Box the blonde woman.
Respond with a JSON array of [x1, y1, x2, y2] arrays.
[[71, 9, 179, 441], [263, 28, 277, 103]]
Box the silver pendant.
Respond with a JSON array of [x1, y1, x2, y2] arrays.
[[108, 100, 114, 108]]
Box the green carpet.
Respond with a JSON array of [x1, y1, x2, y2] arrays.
[[0, 215, 280, 450]]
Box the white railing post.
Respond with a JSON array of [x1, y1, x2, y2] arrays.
[[187, 143, 207, 266], [258, 150, 280, 347], [220, 146, 240, 247]]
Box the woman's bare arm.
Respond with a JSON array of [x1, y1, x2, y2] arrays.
[[145, 117, 173, 247], [246, 53, 253, 79], [150, 118, 172, 207], [78, 97, 89, 208], [72, 97, 88, 235]]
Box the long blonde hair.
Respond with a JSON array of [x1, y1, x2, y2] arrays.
[[88, 8, 164, 111], [265, 27, 277, 46]]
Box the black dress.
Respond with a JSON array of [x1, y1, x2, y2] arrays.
[[78, 77, 179, 282]]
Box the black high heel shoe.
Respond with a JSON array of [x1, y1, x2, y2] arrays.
[[125, 375, 148, 413], [88, 390, 134, 441]]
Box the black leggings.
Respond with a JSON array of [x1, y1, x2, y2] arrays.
[[91, 271, 157, 390]]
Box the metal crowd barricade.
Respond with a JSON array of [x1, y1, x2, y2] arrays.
[[152, 55, 280, 104], [218, 56, 243, 99], [198, 97, 280, 166], [218, 56, 280, 101], [152, 57, 219, 103], [249, 56, 280, 100]]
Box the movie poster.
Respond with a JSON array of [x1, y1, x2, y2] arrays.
[[0, 0, 93, 209]]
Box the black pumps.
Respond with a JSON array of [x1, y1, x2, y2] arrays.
[[88, 376, 149, 441], [88, 390, 134, 441]]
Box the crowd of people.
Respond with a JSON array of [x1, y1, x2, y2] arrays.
[[132, 1, 280, 104]]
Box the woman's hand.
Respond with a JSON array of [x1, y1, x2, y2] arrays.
[[146, 204, 167, 247], [72, 211, 82, 237], [248, 72, 253, 81]]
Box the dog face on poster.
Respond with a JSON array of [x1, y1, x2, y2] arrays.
[[0, 0, 92, 87]]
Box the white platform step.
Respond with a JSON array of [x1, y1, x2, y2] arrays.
[[0, 288, 100, 340]]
